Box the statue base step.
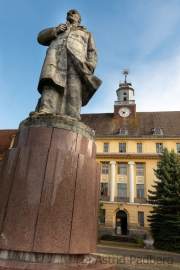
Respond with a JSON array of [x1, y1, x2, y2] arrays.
[[0, 257, 115, 270]]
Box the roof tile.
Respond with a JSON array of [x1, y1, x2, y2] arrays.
[[81, 111, 180, 137]]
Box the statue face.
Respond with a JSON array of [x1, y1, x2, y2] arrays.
[[67, 9, 81, 24]]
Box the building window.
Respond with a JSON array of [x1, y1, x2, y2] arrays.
[[102, 163, 109, 174], [100, 209, 105, 224], [117, 183, 127, 197], [101, 183, 108, 196], [137, 184, 144, 198], [177, 143, 180, 153], [138, 212, 144, 227], [136, 164, 144, 176], [119, 143, 126, 153], [156, 143, 163, 153], [103, 143, 109, 152], [152, 127, 163, 135], [119, 128, 128, 135], [137, 143, 142, 153], [118, 163, 127, 174]]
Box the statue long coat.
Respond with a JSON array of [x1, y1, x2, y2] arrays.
[[37, 22, 102, 106]]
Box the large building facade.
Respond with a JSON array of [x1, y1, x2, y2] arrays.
[[81, 78, 180, 237], [1, 78, 180, 237]]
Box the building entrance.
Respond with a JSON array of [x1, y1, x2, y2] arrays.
[[116, 210, 127, 235]]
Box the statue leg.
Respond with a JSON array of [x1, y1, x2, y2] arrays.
[[65, 74, 82, 120], [38, 85, 60, 114], [30, 85, 61, 115]]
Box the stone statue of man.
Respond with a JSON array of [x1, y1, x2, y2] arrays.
[[30, 9, 102, 120]]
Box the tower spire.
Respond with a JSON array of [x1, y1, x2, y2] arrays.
[[121, 69, 130, 83]]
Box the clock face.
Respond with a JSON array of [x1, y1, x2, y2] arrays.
[[118, 107, 131, 117]]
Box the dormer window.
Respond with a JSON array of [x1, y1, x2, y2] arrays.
[[152, 127, 163, 135], [119, 128, 128, 135]]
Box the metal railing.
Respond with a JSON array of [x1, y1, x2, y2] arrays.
[[119, 80, 132, 85], [116, 197, 128, 203], [114, 100, 135, 105]]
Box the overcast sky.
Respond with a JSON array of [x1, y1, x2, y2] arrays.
[[1, 0, 180, 129]]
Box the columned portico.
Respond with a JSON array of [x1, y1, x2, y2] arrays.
[[110, 161, 116, 202], [128, 161, 135, 203]]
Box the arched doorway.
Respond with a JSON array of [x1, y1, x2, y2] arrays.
[[116, 210, 127, 235]]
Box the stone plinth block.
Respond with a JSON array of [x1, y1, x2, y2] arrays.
[[0, 115, 100, 255], [0, 258, 115, 270]]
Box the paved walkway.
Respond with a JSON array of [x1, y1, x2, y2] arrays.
[[92, 241, 180, 270]]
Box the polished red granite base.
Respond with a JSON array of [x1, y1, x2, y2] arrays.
[[0, 118, 100, 255]]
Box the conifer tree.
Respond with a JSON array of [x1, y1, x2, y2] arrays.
[[147, 148, 180, 252]]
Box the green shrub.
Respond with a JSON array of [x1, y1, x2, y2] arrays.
[[136, 236, 144, 247]]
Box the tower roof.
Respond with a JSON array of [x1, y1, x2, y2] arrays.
[[116, 82, 134, 95]]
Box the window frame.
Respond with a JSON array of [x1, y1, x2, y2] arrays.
[[117, 183, 127, 198], [118, 163, 127, 175], [103, 143, 109, 153], [137, 143, 142, 153], [119, 143, 126, 153], [136, 163, 144, 176], [101, 183, 108, 196], [156, 143, 163, 153], [138, 211, 144, 227], [101, 163, 109, 174], [136, 184, 144, 198], [100, 209, 105, 224], [176, 143, 180, 153], [153, 127, 163, 135]]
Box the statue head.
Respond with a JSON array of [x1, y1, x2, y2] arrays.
[[66, 9, 81, 25]]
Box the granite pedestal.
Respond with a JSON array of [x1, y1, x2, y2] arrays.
[[0, 115, 114, 270]]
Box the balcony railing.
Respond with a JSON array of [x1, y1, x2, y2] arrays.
[[115, 197, 128, 203], [114, 100, 135, 105], [119, 80, 132, 85]]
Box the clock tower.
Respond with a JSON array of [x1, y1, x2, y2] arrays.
[[114, 69, 136, 119]]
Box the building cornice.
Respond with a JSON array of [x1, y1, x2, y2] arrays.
[[95, 136, 180, 140], [100, 201, 153, 206], [96, 152, 160, 159]]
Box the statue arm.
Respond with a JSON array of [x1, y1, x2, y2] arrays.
[[37, 24, 67, 46], [37, 27, 58, 46], [86, 33, 98, 73]]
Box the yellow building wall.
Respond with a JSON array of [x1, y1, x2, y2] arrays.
[[99, 158, 157, 196], [97, 137, 179, 235], [96, 138, 180, 154], [101, 203, 152, 230]]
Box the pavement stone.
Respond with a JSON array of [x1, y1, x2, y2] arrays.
[[93, 241, 180, 270]]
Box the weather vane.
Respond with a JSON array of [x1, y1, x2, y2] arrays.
[[121, 69, 130, 83]]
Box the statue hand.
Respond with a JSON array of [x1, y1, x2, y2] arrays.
[[85, 62, 94, 73], [56, 24, 67, 34]]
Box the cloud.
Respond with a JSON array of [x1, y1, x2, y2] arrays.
[[82, 45, 180, 115], [131, 46, 180, 111], [131, 1, 180, 59]]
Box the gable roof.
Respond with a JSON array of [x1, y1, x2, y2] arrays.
[[81, 111, 180, 138], [0, 130, 18, 154]]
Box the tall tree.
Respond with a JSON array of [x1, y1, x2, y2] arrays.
[[147, 148, 180, 252]]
